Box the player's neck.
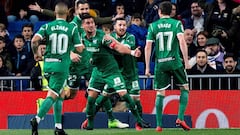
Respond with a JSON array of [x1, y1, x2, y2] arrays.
[[160, 14, 170, 18]]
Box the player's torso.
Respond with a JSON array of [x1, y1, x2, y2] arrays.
[[82, 30, 119, 76], [111, 32, 138, 79], [43, 20, 75, 72]]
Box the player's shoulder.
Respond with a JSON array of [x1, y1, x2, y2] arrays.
[[96, 29, 105, 36]]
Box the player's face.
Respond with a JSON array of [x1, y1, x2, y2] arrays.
[[224, 57, 236, 72], [77, 3, 90, 15], [114, 20, 127, 36], [197, 34, 207, 47], [196, 51, 208, 67], [82, 18, 96, 34], [22, 27, 33, 40]]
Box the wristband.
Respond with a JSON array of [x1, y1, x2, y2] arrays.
[[109, 41, 116, 49], [130, 50, 135, 56]]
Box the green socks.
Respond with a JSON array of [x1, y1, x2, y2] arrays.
[[122, 94, 141, 123], [155, 94, 164, 127], [103, 97, 115, 121], [37, 96, 55, 119], [178, 90, 189, 120], [86, 96, 96, 128], [135, 100, 143, 117], [53, 97, 63, 124]]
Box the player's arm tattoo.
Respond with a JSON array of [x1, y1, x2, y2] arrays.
[[31, 41, 39, 55]]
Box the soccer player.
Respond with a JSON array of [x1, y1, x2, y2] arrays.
[[110, 18, 150, 127], [145, 1, 191, 132], [80, 13, 143, 131], [30, 2, 84, 135]]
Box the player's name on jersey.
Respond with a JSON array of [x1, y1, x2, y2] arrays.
[[158, 23, 171, 28], [51, 25, 69, 32]]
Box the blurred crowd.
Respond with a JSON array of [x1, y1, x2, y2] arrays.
[[0, 0, 240, 90]]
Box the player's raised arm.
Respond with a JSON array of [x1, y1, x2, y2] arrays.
[[104, 34, 141, 57]]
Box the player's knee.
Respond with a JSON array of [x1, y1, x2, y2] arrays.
[[180, 85, 189, 91], [64, 89, 78, 100]]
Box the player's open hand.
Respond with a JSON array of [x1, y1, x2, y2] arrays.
[[70, 51, 81, 62], [133, 47, 141, 57]]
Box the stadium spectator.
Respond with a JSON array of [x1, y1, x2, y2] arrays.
[[187, 49, 218, 90], [7, 0, 39, 23], [184, 29, 198, 59], [204, 0, 234, 52], [196, 31, 209, 50], [0, 23, 12, 53], [221, 53, 240, 90], [183, 1, 206, 36], [101, 23, 113, 34], [28, 0, 124, 25], [21, 23, 34, 59], [220, 5, 240, 69], [0, 2, 8, 27], [30, 40, 46, 91], [142, 0, 161, 26], [205, 37, 224, 71], [112, 2, 131, 25], [10, 34, 35, 90], [0, 36, 12, 72], [0, 55, 13, 90], [127, 13, 148, 62]]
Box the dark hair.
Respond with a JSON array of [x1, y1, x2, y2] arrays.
[[0, 55, 6, 67], [80, 13, 93, 21], [116, 2, 124, 7], [224, 53, 237, 61], [196, 49, 208, 56], [76, 0, 89, 7], [22, 23, 34, 31], [113, 17, 126, 25], [13, 34, 25, 43], [0, 36, 5, 42], [132, 13, 142, 21], [158, 1, 172, 15]]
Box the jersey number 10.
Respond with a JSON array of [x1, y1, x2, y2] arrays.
[[49, 33, 69, 55]]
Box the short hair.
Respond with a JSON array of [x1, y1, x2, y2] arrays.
[[22, 23, 34, 31], [55, 2, 68, 15], [196, 49, 208, 56], [113, 17, 126, 25], [0, 36, 5, 42], [80, 13, 93, 21], [131, 13, 142, 21], [76, 0, 89, 7], [0, 23, 6, 31], [224, 53, 237, 61], [158, 1, 172, 15], [13, 34, 25, 43]]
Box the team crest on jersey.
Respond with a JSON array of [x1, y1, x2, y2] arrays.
[[93, 39, 97, 44]]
